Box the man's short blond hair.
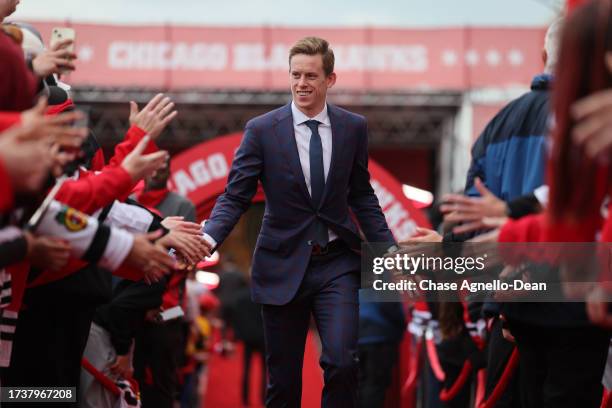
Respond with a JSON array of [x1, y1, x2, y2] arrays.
[[288, 36, 335, 76]]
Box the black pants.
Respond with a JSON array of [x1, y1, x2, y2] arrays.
[[484, 318, 521, 408], [437, 331, 483, 408], [1, 301, 96, 408], [358, 342, 399, 408], [134, 319, 185, 408], [509, 320, 610, 408]]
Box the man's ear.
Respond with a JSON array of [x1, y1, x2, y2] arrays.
[[327, 72, 337, 88]]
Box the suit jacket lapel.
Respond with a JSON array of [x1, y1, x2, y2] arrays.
[[320, 104, 346, 209], [274, 104, 313, 206]]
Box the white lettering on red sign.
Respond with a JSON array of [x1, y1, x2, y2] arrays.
[[109, 42, 228, 70], [371, 179, 417, 241], [233, 43, 288, 71], [107, 41, 427, 73], [173, 153, 230, 195], [334, 45, 428, 72], [208, 154, 229, 179]]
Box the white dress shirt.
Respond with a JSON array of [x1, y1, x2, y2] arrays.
[[203, 102, 338, 249], [291, 101, 338, 242]]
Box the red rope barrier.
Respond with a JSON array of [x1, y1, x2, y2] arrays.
[[81, 358, 121, 397], [426, 337, 446, 382], [439, 359, 473, 402], [475, 369, 486, 407], [477, 348, 519, 408], [601, 388, 612, 408], [401, 339, 423, 397]]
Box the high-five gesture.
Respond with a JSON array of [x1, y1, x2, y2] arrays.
[[440, 178, 508, 235], [129, 93, 178, 140], [15, 98, 88, 149], [121, 136, 169, 182]]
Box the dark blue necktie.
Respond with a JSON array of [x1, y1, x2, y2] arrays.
[[305, 120, 328, 246]]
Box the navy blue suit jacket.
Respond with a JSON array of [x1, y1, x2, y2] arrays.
[[204, 103, 394, 305]]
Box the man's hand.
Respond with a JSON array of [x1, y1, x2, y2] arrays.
[[402, 227, 443, 243], [441, 178, 508, 235], [25, 232, 71, 272], [31, 39, 77, 77], [571, 87, 612, 160], [125, 231, 175, 284], [128, 93, 178, 141], [157, 230, 212, 264], [19, 96, 47, 128], [18, 104, 88, 149], [49, 143, 78, 176], [467, 226, 503, 243], [161, 216, 202, 234], [121, 136, 169, 182], [0, 127, 52, 193], [110, 354, 133, 380], [0, 107, 88, 187]]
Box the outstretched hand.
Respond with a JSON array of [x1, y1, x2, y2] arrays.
[[129, 93, 178, 140], [25, 232, 71, 272], [572, 85, 612, 160], [125, 230, 175, 284], [121, 136, 169, 182], [441, 178, 507, 235], [161, 216, 202, 234], [157, 230, 212, 265]]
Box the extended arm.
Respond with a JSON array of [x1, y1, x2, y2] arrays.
[[203, 124, 263, 247], [347, 119, 394, 244]]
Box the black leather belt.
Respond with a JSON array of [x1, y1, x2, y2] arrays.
[[309, 239, 346, 256]]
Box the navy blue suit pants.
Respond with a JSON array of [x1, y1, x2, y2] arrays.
[[262, 249, 360, 408]]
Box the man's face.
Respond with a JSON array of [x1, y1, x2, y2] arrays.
[[290, 53, 336, 116], [0, 0, 19, 19]]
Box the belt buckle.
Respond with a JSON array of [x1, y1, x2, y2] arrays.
[[311, 242, 329, 255]]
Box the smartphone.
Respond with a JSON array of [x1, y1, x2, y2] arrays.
[[50, 27, 76, 52], [50, 27, 76, 75]]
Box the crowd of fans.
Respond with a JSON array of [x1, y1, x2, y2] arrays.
[[0, 1, 219, 407], [390, 2, 612, 407]]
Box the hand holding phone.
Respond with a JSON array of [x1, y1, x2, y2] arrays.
[[50, 27, 75, 53], [49, 27, 76, 75]]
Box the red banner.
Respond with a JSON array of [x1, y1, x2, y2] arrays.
[[169, 133, 430, 242], [28, 21, 545, 91]]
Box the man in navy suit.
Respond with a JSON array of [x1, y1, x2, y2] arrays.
[[202, 37, 396, 407]]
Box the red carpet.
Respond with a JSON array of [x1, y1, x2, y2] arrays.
[[203, 330, 324, 407]]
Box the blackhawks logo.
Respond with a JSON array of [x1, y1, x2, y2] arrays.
[[55, 206, 88, 232]]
